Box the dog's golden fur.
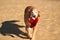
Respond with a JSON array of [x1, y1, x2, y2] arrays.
[[24, 6, 40, 39], [24, 6, 40, 27]]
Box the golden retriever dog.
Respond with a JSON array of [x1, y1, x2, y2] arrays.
[[24, 6, 40, 39]]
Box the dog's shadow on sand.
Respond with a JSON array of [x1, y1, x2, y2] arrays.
[[0, 20, 28, 39]]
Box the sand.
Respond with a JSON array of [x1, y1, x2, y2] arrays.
[[0, 0, 60, 40]]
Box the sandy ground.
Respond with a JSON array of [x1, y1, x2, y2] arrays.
[[0, 0, 60, 40]]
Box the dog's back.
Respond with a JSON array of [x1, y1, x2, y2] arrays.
[[24, 6, 33, 27]]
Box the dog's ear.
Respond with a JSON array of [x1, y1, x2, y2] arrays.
[[38, 11, 40, 17]]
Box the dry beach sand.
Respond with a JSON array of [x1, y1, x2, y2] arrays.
[[0, 0, 60, 40]]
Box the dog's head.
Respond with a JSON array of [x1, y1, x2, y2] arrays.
[[25, 6, 40, 18], [30, 9, 39, 18]]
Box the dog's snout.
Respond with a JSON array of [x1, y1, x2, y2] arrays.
[[33, 15, 35, 17]]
